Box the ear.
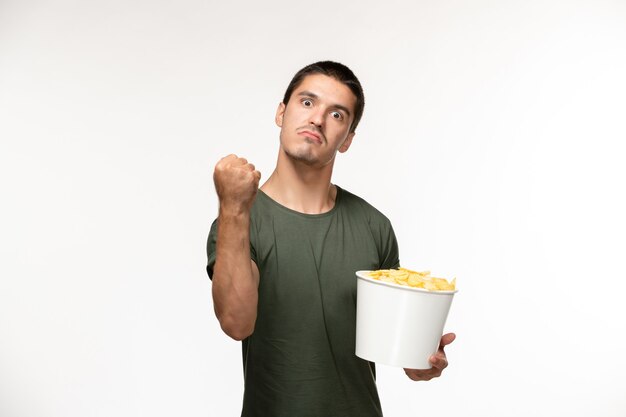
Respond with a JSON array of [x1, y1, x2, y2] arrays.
[[275, 102, 286, 127], [338, 132, 355, 153]]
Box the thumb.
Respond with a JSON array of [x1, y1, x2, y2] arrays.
[[439, 333, 456, 348]]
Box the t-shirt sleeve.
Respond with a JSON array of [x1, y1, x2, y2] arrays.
[[206, 219, 219, 279], [378, 219, 400, 269], [205, 217, 259, 280]]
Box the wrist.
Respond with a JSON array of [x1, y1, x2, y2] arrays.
[[218, 203, 251, 219]]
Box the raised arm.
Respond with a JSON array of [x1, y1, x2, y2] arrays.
[[212, 154, 261, 341]]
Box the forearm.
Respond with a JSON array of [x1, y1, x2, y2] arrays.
[[212, 207, 259, 340]]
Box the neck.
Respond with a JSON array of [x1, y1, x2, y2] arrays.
[[260, 151, 337, 214]]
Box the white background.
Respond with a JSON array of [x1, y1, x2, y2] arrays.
[[1, 1, 625, 416]]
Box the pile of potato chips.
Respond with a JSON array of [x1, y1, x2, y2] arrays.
[[368, 268, 456, 291]]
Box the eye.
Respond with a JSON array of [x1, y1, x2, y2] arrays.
[[302, 99, 313, 107], [331, 111, 343, 120]]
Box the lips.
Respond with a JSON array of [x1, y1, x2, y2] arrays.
[[299, 129, 322, 143]]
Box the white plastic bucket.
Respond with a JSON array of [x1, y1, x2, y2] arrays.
[[355, 270, 457, 369]]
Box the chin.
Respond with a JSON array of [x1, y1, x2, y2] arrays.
[[282, 143, 334, 168], [287, 150, 318, 166]]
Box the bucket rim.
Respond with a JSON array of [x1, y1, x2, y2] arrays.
[[356, 270, 459, 295]]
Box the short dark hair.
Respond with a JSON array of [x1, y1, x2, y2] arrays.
[[282, 61, 365, 133]]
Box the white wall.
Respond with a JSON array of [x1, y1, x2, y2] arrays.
[[1, 1, 625, 416]]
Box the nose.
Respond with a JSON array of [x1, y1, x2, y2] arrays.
[[309, 108, 324, 128]]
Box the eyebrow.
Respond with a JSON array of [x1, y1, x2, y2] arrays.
[[297, 91, 352, 117]]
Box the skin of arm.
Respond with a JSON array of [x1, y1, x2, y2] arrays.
[[211, 154, 261, 341]]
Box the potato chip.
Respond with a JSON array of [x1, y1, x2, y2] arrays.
[[367, 268, 456, 291]]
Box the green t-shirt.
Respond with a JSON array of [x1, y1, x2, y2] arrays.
[[207, 186, 400, 417]]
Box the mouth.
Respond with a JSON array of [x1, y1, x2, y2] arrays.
[[299, 129, 323, 144]]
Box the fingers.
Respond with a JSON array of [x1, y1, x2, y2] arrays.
[[428, 353, 448, 371], [404, 368, 426, 381], [404, 368, 424, 381], [216, 155, 259, 175], [405, 333, 456, 381], [427, 333, 455, 371], [213, 154, 261, 210], [404, 367, 438, 381], [218, 155, 245, 167], [218, 154, 239, 165], [439, 332, 456, 348]]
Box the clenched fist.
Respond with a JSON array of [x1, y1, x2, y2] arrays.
[[213, 154, 261, 213]]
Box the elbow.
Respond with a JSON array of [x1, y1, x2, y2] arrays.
[[218, 315, 255, 341], [226, 328, 253, 341]]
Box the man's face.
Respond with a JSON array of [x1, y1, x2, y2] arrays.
[[275, 74, 357, 168]]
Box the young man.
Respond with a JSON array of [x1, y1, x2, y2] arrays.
[[207, 61, 455, 417]]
